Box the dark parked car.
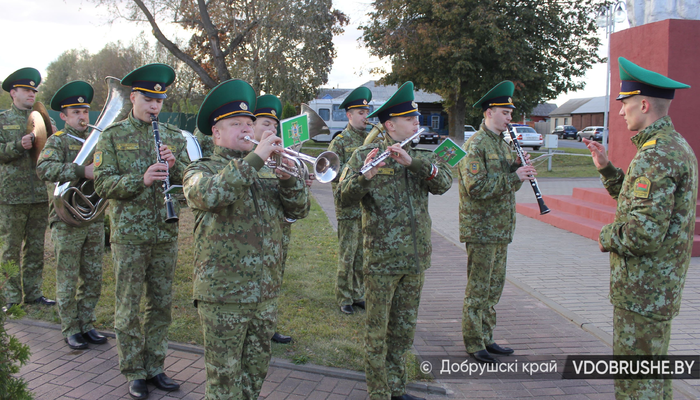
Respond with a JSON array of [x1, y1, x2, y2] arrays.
[[418, 127, 440, 144], [552, 125, 578, 139]]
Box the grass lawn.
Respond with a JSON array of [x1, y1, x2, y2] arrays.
[[533, 148, 598, 178], [23, 196, 428, 381]]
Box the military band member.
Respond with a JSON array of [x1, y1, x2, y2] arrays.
[[329, 86, 370, 315], [252, 94, 298, 345], [94, 64, 190, 399], [0, 67, 56, 312], [340, 82, 452, 400], [183, 79, 309, 399], [36, 81, 106, 350], [584, 57, 696, 399], [458, 81, 536, 364]]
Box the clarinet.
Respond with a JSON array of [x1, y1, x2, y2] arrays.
[[150, 114, 179, 223], [507, 123, 550, 215]]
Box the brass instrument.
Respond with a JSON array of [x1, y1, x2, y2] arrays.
[[244, 136, 340, 183], [26, 101, 53, 164], [53, 76, 131, 227], [363, 119, 385, 145]]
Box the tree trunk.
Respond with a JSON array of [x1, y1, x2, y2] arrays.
[[447, 95, 466, 139]]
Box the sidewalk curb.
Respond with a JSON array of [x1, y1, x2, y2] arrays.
[[10, 317, 447, 396]]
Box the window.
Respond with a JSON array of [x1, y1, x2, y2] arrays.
[[431, 115, 440, 129], [318, 108, 330, 121], [564, 118, 569, 124], [332, 105, 348, 121]]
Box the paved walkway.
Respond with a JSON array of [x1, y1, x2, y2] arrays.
[[8, 177, 698, 399]]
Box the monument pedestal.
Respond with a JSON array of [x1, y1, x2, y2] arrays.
[[608, 19, 700, 170]]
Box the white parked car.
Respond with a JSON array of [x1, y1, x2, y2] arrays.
[[464, 125, 476, 141], [509, 124, 543, 150]]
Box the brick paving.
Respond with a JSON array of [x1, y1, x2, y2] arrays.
[[6, 177, 698, 399]]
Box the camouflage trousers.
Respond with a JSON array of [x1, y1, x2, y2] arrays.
[[462, 243, 507, 354], [51, 221, 104, 337], [112, 242, 178, 381], [365, 273, 425, 400], [0, 203, 49, 303], [613, 306, 673, 400], [335, 218, 364, 306], [198, 299, 278, 400]]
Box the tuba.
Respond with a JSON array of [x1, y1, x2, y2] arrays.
[[53, 76, 132, 227]]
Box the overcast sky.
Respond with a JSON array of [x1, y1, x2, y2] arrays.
[[0, 0, 627, 106]]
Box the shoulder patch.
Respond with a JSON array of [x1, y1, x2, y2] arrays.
[[54, 130, 65, 136], [3, 124, 21, 130], [488, 153, 499, 160], [642, 139, 656, 149], [633, 176, 651, 198], [339, 166, 350, 182], [94, 151, 103, 167], [337, 134, 343, 139], [469, 160, 480, 174], [41, 149, 54, 159]]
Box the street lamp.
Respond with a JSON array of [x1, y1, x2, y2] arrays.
[[597, 1, 627, 150]]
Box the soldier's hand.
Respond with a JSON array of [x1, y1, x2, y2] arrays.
[[582, 138, 609, 169], [159, 144, 176, 169], [515, 165, 537, 181], [276, 157, 293, 181], [362, 148, 385, 180], [254, 131, 282, 161], [21, 133, 34, 150], [516, 150, 531, 165], [304, 177, 314, 187], [598, 238, 607, 252], [387, 143, 412, 166], [144, 162, 169, 187], [84, 164, 95, 180]]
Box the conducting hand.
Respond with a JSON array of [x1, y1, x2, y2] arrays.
[[387, 143, 412, 166], [159, 144, 175, 169], [362, 148, 385, 180], [21, 133, 34, 150], [144, 162, 169, 187], [582, 138, 609, 169], [84, 164, 94, 180], [515, 165, 537, 182], [254, 131, 282, 161]]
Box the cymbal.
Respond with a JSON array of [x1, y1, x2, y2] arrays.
[[26, 101, 53, 164]]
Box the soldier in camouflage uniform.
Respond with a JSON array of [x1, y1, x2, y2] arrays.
[[183, 79, 310, 400], [584, 57, 696, 400], [0, 67, 56, 311], [328, 86, 370, 315], [94, 64, 189, 400], [458, 81, 536, 364], [340, 82, 452, 400], [195, 128, 214, 158], [36, 81, 106, 350]]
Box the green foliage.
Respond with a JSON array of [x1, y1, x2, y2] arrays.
[[362, 0, 606, 135], [0, 258, 33, 400], [0, 89, 12, 110], [281, 102, 297, 120]]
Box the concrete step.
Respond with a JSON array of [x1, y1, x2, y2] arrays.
[[543, 195, 616, 225], [517, 203, 700, 257], [572, 187, 617, 207]]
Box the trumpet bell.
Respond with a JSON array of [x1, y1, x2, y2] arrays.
[[313, 151, 340, 183]]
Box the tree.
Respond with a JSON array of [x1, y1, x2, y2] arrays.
[[88, 0, 348, 103], [40, 40, 208, 112], [0, 257, 33, 400], [361, 0, 605, 137]]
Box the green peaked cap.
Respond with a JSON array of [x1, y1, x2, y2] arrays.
[[121, 63, 176, 99], [254, 94, 282, 122], [2, 67, 41, 92], [339, 86, 372, 110], [473, 80, 515, 110], [617, 57, 690, 100], [196, 79, 257, 136], [50, 81, 94, 111], [368, 81, 419, 124]]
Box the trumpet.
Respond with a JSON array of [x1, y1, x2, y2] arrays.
[[244, 136, 340, 183]]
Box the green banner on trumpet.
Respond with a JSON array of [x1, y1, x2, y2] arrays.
[[280, 114, 309, 148], [433, 138, 466, 167]]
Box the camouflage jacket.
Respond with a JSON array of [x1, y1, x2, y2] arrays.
[[194, 128, 214, 158], [329, 123, 368, 220], [94, 112, 190, 244], [599, 116, 698, 320], [339, 135, 452, 275], [0, 104, 49, 204], [183, 146, 309, 304], [458, 124, 523, 244], [36, 124, 94, 226]]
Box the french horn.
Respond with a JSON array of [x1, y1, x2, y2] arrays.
[[53, 76, 131, 227]]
